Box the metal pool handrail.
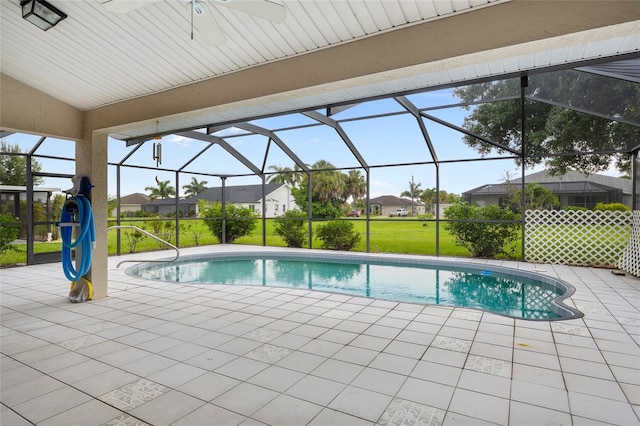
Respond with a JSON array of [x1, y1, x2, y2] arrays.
[[107, 225, 180, 268]]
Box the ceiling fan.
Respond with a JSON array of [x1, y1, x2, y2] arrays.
[[100, 0, 286, 45]]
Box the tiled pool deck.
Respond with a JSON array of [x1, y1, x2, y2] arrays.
[[1, 245, 639, 425]]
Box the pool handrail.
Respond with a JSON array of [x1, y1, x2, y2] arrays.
[[107, 225, 179, 268]]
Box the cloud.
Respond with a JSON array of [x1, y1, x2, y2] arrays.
[[371, 179, 394, 189], [168, 135, 191, 148]]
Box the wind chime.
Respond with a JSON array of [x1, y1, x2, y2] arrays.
[[152, 121, 162, 167]]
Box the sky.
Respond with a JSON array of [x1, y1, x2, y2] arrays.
[[3, 86, 623, 201]]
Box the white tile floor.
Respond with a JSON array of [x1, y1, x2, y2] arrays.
[[1, 245, 639, 425]]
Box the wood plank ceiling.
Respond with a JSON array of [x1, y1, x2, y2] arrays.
[[0, 0, 506, 111]]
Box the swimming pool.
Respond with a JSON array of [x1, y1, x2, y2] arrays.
[[127, 251, 582, 320]]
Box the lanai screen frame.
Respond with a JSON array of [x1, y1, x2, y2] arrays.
[[3, 54, 639, 264]]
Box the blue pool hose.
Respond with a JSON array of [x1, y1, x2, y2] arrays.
[[60, 196, 95, 281]]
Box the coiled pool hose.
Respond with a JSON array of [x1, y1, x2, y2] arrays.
[[60, 196, 95, 281]]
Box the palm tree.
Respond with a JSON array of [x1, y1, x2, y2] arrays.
[[268, 164, 294, 186], [344, 169, 366, 204], [268, 163, 306, 188], [311, 160, 345, 202], [145, 178, 176, 201], [182, 177, 208, 198], [420, 187, 437, 208], [400, 178, 423, 216]]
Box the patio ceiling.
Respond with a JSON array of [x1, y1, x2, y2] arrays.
[[1, 0, 639, 141]]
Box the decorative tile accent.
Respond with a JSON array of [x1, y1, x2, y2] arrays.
[[577, 305, 608, 315], [0, 326, 18, 336], [618, 317, 640, 326], [59, 334, 106, 350], [465, 354, 511, 377], [379, 398, 445, 426], [550, 323, 590, 336], [245, 344, 293, 363], [80, 322, 119, 333], [451, 310, 482, 321], [102, 414, 151, 426], [99, 379, 169, 411], [315, 300, 341, 309], [323, 309, 354, 319], [188, 296, 212, 305], [243, 328, 283, 343], [431, 336, 471, 353], [180, 305, 210, 314]]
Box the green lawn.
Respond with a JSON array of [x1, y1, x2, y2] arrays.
[[1, 217, 524, 266]]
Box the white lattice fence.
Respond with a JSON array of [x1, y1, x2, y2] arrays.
[[525, 210, 632, 267], [618, 211, 640, 277]]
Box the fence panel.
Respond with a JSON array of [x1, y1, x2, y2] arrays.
[[618, 211, 640, 277], [525, 210, 632, 267]]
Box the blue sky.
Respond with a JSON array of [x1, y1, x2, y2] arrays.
[[4, 87, 621, 200]]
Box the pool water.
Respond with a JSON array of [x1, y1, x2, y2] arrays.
[[129, 254, 579, 320]]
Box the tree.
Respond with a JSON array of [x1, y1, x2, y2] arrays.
[[444, 202, 519, 258], [0, 214, 20, 255], [182, 177, 208, 197], [0, 141, 44, 186], [420, 187, 436, 208], [50, 194, 66, 239], [145, 178, 176, 201], [267, 164, 304, 188], [107, 196, 118, 218], [344, 169, 366, 205], [452, 73, 640, 175], [506, 183, 560, 214], [199, 201, 258, 243], [311, 160, 346, 203], [400, 179, 423, 215]]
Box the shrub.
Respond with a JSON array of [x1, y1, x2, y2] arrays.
[[274, 210, 308, 248], [185, 220, 206, 246], [506, 183, 559, 213], [311, 201, 343, 219], [125, 228, 145, 253], [444, 203, 519, 258], [0, 214, 20, 255], [200, 201, 258, 243], [316, 220, 361, 251], [564, 206, 588, 211], [594, 202, 631, 212], [145, 218, 177, 247]]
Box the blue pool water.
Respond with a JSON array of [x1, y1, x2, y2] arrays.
[[128, 253, 581, 320]]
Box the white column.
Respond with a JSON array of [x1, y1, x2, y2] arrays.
[[76, 131, 108, 299]]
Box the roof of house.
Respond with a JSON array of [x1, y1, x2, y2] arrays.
[[464, 170, 632, 196], [1, 185, 61, 193], [119, 193, 150, 204], [369, 195, 425, 206], [143, 183, 287, 206], [190, 183, 285, 204]]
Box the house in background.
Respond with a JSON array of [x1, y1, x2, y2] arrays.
[[0, 185, 60, 241], [369, 195, 426, 216], [142, 183, 296, 218], [463, 170, 633, 209], [111, 193, 149, 216]]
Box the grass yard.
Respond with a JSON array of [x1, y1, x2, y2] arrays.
[[1, 217, 525, 267]]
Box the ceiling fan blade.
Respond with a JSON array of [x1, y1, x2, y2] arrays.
[[194, 3, 225, 45], [100, 0, 156, 13], [223, 0, 286, 23]]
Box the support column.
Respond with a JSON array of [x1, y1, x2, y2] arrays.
[[76, 131, 108, 299]]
